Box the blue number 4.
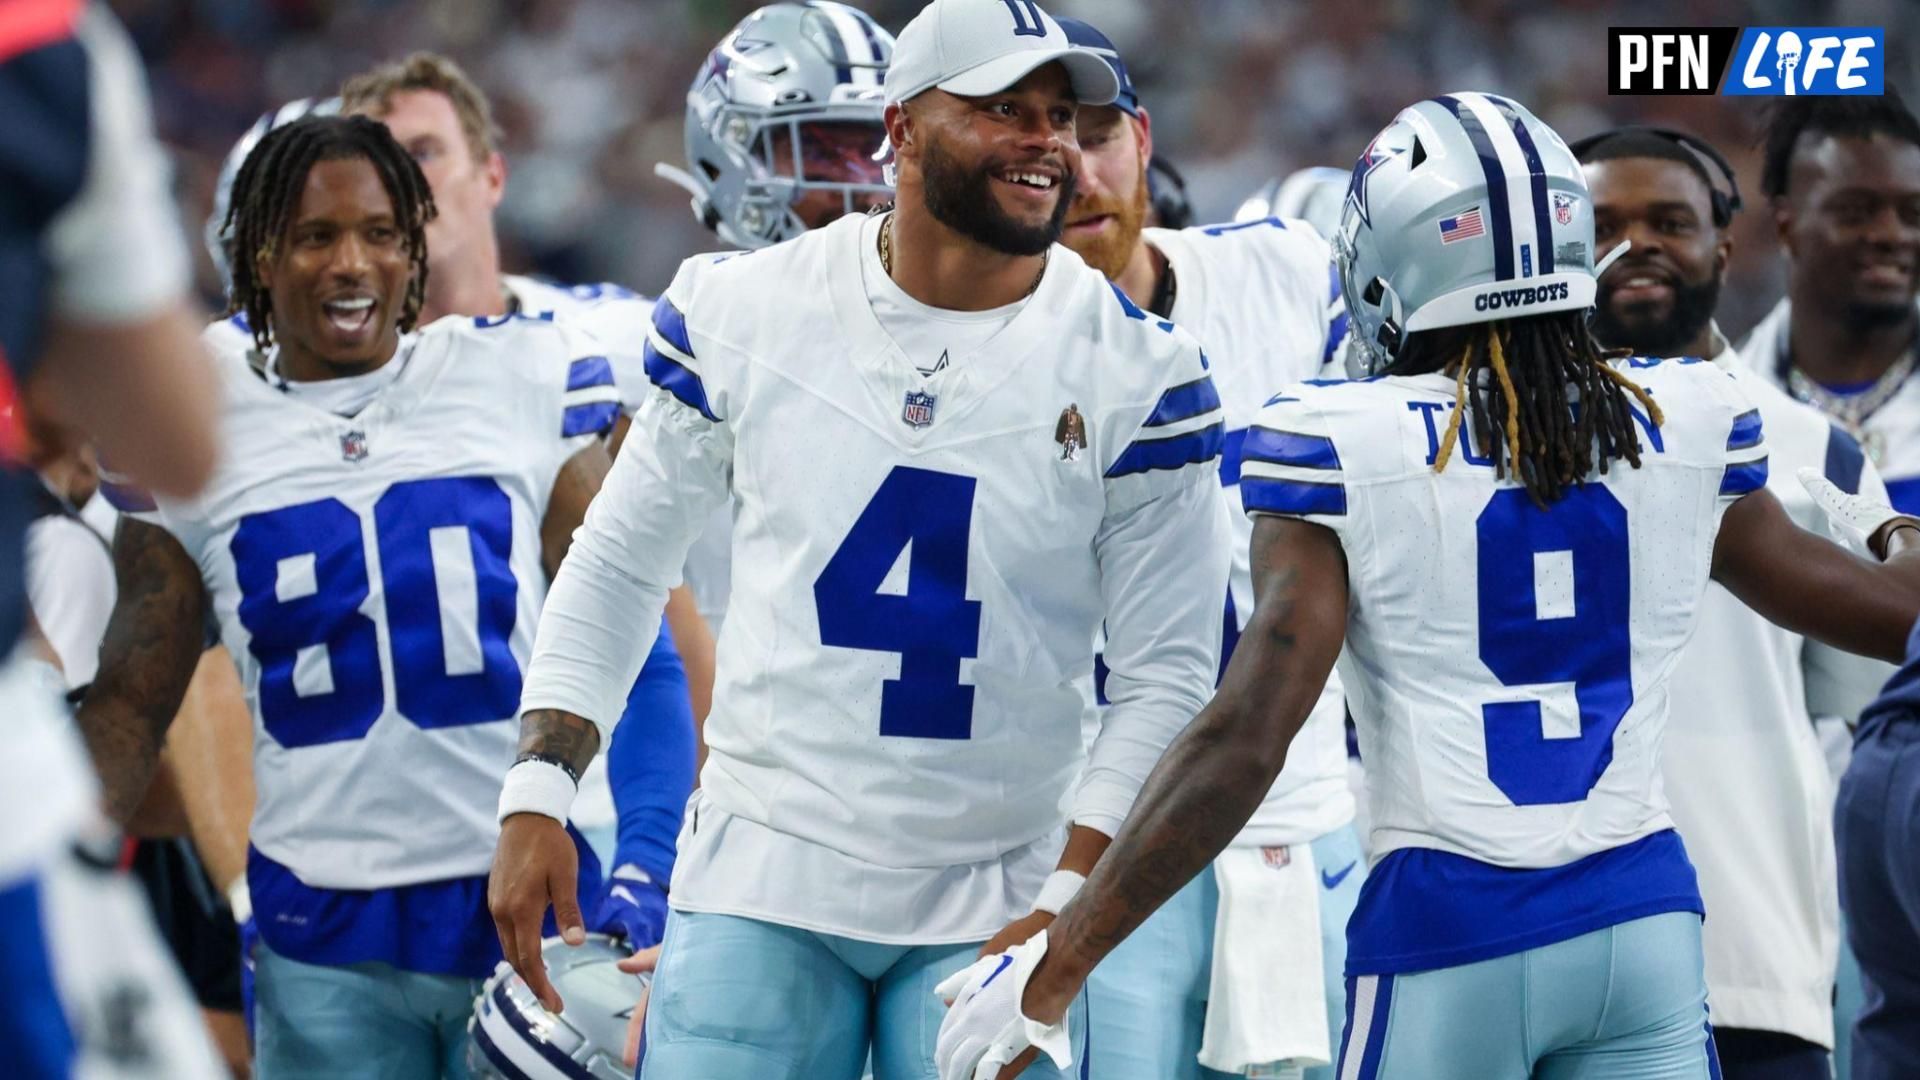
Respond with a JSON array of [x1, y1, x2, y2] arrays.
[[1476, 485, 1633, 805], [815, 466, 982, 740]]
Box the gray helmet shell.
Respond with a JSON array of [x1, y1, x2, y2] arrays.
[[466, 934, 650, 1080], [660, 1, 893, 249], [1235, 166, 1348, 242], [1337, 92, 1599, 372], [206, 97, 341, 296]]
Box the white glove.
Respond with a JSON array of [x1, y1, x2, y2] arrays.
[[933, 930, 1072, 1080], [1797, 467, 1920, 559]]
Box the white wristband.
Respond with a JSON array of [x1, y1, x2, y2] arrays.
[[1032, 870, 1086, 916], [497, 760, 577, 824], [226, 877, 252, 925]]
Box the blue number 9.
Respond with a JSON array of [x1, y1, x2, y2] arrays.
[[1476, 485, 1634, 806]]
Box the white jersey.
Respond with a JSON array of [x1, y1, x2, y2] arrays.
[[132, 315, 618, 890], [522, 213, 1231, 942], [1147, 217, 1354, 847], [1664, 337, 1893, 1044], [1742, 297, 1920, 512]]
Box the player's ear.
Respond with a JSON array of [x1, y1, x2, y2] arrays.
[[885, 102, 913, 161], [1713, 227, 1733, 277], [1134, 107, 1153, 165], [484, 150, 507, 209], [1772, 195, 1796, 255]]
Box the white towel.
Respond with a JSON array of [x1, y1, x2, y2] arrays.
[[1198, 845, 1333, 1075]]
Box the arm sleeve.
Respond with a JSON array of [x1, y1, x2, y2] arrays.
[[44, 8, 190, 324], [1076, 337, 1232, 834], [1804, 432, 1899, 720], [518, 285, 734, 745], [607, 617, 697, 883]]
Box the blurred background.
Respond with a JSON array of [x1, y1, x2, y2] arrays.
[[114, 0, 1920, 339]]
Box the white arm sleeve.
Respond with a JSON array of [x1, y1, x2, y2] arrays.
[[518, 387, 732, 745], [1804, 453, 1899, 721], [45, 8, 190, 323], [1073, 476, 1232, 835]]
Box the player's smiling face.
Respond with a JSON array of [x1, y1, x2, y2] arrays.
[[1780, 132, 1920, 324], [1587, 157, 1727, 357], [261, 156, 411, 379], [1064, 103, 1150, 279], [367, 89, 503, 274]]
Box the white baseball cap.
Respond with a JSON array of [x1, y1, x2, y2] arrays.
[[883, 0, 1120, 108]]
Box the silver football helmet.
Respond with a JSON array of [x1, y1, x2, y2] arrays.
[[1337, 92, 1620, 373], [1235, 166, 1349, 241], [205, 97, 341, 295], [656, 1, 894, 249], [467, 934, 651, 1080]]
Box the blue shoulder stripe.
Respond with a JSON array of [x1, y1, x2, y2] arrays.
[[1220, 427, 1247, 486], [561, 401, 620, 439], [1243, 426, 1341, 471], [1719, 457, 1769, 497], [651, 294, 694, 358], [1144, 376, 1222, 428], [1824, 425, 1865, 495], [643, 343, 719, 423], [566, 355, 615, 392], [1242, 476, 1347, 516], [1106, 422, 1224, 479], [1726, 409, 1762, 452]]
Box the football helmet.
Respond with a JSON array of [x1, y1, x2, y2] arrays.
[[205, 97, 341, 295], [466, 934, 650, 1080], [1235, 166, 1348, 240], [1336, 92, 1618, 373], [656, 1, 894, 249]]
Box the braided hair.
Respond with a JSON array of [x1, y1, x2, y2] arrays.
[[1388, 310, 1663, 507], [220, 114, 436, 353]]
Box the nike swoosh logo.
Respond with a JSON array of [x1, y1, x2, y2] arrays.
[[1322, 861, 1357, 890], [979, 954, 1015, 990]]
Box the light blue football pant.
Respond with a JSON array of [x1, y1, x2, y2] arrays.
[[640, 910, 1091, 1080], [1335, 911, 1720, 1079], [255, 942, 482, 1079], [1086, 824, 1365, 1079], [1835, 912, 1862, 1080]]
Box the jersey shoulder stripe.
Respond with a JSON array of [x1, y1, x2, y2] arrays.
[[643, 292, 719, 423]]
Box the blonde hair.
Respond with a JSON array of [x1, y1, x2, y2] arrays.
[[341, 52, 502, 162]]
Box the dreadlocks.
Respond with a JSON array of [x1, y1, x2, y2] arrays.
[[1388, 309, 1664, 507], [220, 114, 436, 354]]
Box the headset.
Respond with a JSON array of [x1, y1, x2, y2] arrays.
[[1567, 125, 1743, 228], [1147, 155, 1194, 231]]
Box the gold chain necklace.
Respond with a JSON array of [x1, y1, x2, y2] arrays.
[[879, 212, 1049, 298]]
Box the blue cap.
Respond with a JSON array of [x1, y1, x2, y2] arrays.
[[1055, 17, 1139, 117]]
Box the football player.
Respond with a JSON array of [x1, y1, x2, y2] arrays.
[[338, 52, 706, 963], [1054, 18, 1357, 1079], [1, 4, 225, 1076], [1579, 126, 1894, 1080], [937, 92, 1920, 1080], [486, 0, 1233, 1076], [77, 114, 621, 1077], [1743, 91, 1920, 512]]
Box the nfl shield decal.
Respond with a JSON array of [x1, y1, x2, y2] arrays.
[[1553, 192, 1576, 226], [340, 429, 370, 462], [902, 389, 936, 429]]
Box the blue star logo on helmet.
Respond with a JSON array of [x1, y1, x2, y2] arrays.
[[1347, 134, 1396, 227]]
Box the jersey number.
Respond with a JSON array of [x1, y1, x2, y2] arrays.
[[1001, 0, 1047, 37], [231, 476, 522, 749], [1476, 486, 1633, 805], [814, 466, 982, 740]]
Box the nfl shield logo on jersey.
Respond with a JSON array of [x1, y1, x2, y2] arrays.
[[902, 389, 937, 429], [340, 430, 370, 462]]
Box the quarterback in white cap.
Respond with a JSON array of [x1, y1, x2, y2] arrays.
[[486, 0, 1232, 1076]]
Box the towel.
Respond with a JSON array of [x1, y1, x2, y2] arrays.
[[1198, 844, 1333, 1075]]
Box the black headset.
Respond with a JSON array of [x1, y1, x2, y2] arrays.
[[1567, 125, 1743, 228], [1147, 156, 1194, 231]]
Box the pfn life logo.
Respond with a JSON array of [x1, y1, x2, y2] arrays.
[[1609, 27, 1883, 95]]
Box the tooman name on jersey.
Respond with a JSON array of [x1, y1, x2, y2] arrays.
[[1473, 281, 1572, 312]]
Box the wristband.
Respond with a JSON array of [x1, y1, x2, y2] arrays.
[[226, 877, 252, 925], [497, 759, 577, 824], [1032, 870, 1086, 916]]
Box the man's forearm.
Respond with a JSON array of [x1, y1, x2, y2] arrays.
[[516, 708, 604, 778]]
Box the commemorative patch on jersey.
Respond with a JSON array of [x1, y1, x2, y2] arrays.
[[1054, 404, 1087, 461], [340, 429, 370, 462], [902, 389, 937, 429]]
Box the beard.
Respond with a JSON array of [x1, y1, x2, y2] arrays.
[[1591, 272, 1723, 358], [920, 135, 1076, 257], [1065, 160, 1151, 279], [1845, 296, 1920, 329]]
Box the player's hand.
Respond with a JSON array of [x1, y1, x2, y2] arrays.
[[1797, 467, 1920, 559], [489, 812, 585, 1014], [978, 909, 1052, 958], [618, 943, 661, 1067], [589, 863, 670, 949], [934, 930, 1072, 1080]]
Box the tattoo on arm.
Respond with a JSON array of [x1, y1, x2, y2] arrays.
[[516, 709, 602, 777], [77, 519, 210, 823]]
